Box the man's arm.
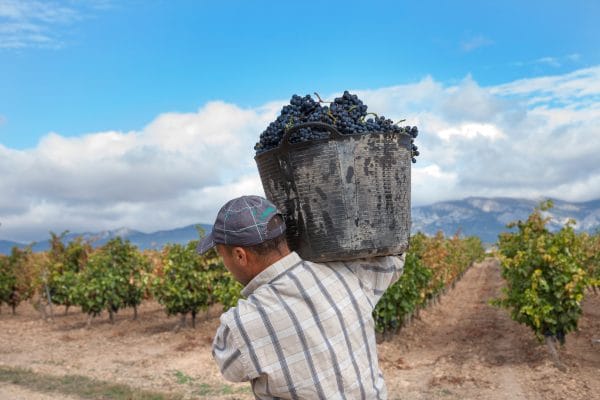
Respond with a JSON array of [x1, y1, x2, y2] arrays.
[[341, 254, 406, 306], [212, 322, 249, 382]]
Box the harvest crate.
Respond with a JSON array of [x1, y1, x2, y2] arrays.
[[255, 122, 412, 262]]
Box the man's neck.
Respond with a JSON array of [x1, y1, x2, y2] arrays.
[[249, 246, 292, 280]]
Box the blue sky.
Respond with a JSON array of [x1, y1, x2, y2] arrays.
[[2, 0, 597, 148], [1, 0, 600, 241]]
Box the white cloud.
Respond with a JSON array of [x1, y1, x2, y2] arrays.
[[1, 65, 600, 242], [460, 35, 494, 52], [0, 1, 78, 23], [492, 66, 600, 100], [535, 57, 561, 67], [412, 165, 459, 205], [0, 0, 108, 48], [510, 54, 583, 69], [351, 66, 600, 206], [438, 123, 505, 142], [0, 101, 277, 241]]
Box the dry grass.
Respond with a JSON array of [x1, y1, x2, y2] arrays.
[[0, 365, 183, 400]]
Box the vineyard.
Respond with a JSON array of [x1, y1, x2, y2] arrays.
[[1, 203, 600, 399], [0, 228, 485, 334]]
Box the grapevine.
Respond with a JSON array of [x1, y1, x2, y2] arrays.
[[373, 232, 484, 335], [373, 252, 432, 336], [0, 231, 484, 339], [0, 246, 35, 315], [580, 231, 600, 289], [493, 200, 592, 370], [75, 237, 149, 325], [44, 232, 91, 315], [151, 241, 215, 329]]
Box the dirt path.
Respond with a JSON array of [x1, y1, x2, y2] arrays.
[[380, 259, 600, 400], [1, 259, 599, 399]]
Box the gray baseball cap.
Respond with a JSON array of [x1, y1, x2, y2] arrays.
[[197, 195, 286, 254]]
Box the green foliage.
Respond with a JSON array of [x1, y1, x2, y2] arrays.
[[199, 247, 242, 311], [50, 271, 80, 309], [211, 267, 242, 311], [45, 232, 91, 309], [105, 238, 151, 311], [459, 236, 486, 265], [373, 232, 484, 334], [580, 231, 600, 286], [493, 200, 591, 343], [416, 231, 485, 299], [75, 237, 149, 320], [152, 242, 214, 318], [75, 250, 125, 317], [152, 243, 242, 323], [0, 254, 14, 310], [0, 247, 35, 313], [2, 226, 486, 334], [373, 252, 431, 333]]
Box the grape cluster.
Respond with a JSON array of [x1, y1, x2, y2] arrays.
[[255, 91, 420, 163]]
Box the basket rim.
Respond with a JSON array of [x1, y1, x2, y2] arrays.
[[254, 122, 412, 160]]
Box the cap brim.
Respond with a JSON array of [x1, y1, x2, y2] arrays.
[[196, 232, 216, 254]]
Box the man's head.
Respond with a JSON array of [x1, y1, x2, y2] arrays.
[[197, 195, 290, 285]]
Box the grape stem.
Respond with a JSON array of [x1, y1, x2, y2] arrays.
[[360, 112, 379, 122], [284, 116, 295, 131], [313, 92, 332, 104], [327, 110, 337, 123]]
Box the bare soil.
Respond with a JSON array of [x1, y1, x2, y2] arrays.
[[1, 259, 599, 400]]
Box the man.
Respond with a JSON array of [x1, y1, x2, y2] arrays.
[[197, 195, 405, 399]]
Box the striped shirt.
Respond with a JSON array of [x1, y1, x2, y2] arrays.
[[212, 251, 405, 399]]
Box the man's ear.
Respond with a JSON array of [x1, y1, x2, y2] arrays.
[[232, 247, 248, 266]]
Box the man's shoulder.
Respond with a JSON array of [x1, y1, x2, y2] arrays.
[[220, 298, 259, 326]]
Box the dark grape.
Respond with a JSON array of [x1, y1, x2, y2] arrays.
[[254, 91, 420, 162]]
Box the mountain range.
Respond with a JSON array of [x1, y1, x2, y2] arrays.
[[412, 197, 600, 243], [2, 197, 600, 255], [0, 224, 213, 255]]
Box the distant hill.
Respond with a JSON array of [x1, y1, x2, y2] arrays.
[[0, 224, 212, 254], [411, 197, 600, 243], [2, 197, 600, 254], [0, 240, 23, 255]]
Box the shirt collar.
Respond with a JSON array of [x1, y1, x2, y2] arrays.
[[242, 251, 302, 297]]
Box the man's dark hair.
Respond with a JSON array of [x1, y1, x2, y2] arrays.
[[246, 215, 288, 256], [221, 215, 288, 259]]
